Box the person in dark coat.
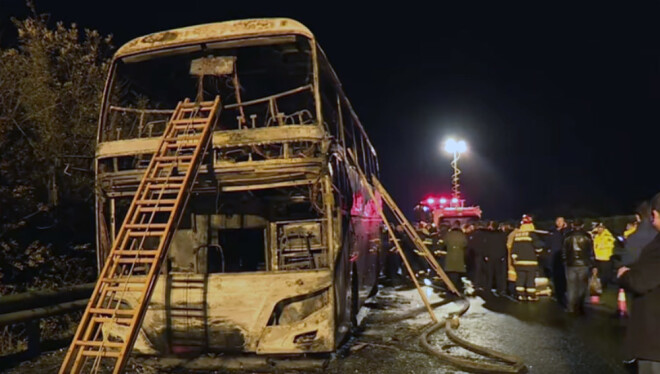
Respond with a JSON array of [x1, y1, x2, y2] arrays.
[[469, 222, 490, 290], [618, 192, 660, 373], [623, 203, 657, 266], [549, 217, 569, 306], [561, 220, 594, 314], [482, 221, 508, 295], [443, 220, 468, 293]]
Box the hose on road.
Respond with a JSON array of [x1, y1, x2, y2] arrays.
[[418, 294, 527, 373]]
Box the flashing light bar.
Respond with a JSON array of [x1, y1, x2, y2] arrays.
[[421, 196, 461, 206]]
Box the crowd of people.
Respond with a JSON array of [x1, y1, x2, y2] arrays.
[[384, 192, 660, 373], [386, 214, 606, 305]]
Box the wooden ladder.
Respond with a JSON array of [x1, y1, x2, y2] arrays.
[[60, 97, 221, 374]]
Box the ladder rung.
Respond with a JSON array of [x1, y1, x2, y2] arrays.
[[144, 176, 185, 183], [103, 285, 145, 293], [163, 136, 201, 142], [146, 183, 182, 189], [137, 207, 174, 213], [178, 106, 213, 113], [115, 258, 157, 264], [92, 316, 134, 325], [172, 125, 206, 131], [165, 143, 198, 149], [124, 223, 168, 230], [89, 308, 135, 316], [81, 349, 121, 358], [179, 104, 213, 110], [153, 155, 194, 162], [126, 230, 165, 237], [136, 199, 177, 205], [75, 341, 125, 349], [101, 278, 145, 284], [113, 250, 160, 256], [172, 118, 208, 124]]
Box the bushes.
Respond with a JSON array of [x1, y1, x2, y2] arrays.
[[0, 6, 112, 294]]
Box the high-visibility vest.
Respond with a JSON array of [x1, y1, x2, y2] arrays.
[[593, 229, 615, 261]]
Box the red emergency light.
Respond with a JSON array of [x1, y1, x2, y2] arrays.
[[421, 196, 451, 207]]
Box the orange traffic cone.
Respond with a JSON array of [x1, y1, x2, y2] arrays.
[[617, 288, 628, 317]]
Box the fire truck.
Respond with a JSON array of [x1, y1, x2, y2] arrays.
[[414, 195, 482, 227]]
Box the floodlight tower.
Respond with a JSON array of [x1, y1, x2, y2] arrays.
[[443, 138, 468, 201]]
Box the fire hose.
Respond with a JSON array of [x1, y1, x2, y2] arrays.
[[418, 289, 526, 374], [344, 149, 526, 373]]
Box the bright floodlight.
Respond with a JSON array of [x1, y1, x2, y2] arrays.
[[456, 140, 467, 153], [444, 138, 467, 154]]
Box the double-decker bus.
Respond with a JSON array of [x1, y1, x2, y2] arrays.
[[94, 18, 381, 356]]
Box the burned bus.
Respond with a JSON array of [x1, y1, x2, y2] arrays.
[[93, 19, 381, 356]]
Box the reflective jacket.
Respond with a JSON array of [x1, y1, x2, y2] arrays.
[[593, 229, 615, 261], [622, 220, 657, 266], [506, 229, 518, 281], [624, 226, 637, 239], [511, 224, 543, 265]]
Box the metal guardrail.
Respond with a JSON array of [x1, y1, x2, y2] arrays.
[[0, 283, 94, 358]]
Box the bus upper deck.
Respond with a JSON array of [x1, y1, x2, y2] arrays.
[[96, 18, 377, 197]]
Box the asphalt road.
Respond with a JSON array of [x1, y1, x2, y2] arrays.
[[3, 285, 631, 374], [321, 285, 629, 374]]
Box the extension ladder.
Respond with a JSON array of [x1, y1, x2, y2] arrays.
[[346, 149, 459, 322], [60, 97, 221, 374]]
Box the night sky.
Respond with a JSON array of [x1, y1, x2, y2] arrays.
[[3, 1, 660, 220]]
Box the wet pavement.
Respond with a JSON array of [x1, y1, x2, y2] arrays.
[[3, 285, 631, 374], [321, 285, 629, 374]]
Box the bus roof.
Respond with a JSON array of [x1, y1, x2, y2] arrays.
[[115, 18, 314, 60]]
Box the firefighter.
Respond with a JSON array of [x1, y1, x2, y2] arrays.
[[505, 223, 518, 296], [415, 221, 436, 278], [395, 225, 425, 281], [511, 215, 544, 301]]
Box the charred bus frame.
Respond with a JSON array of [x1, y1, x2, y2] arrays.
[[94, 19, 381, 356]]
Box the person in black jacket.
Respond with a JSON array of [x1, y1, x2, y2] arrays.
[[480, 221, 508, 295], [618, 192, 660, 372], [549, 217, 569, 306], [469, 222, 490, 290], [561, 220, 595, 314]]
